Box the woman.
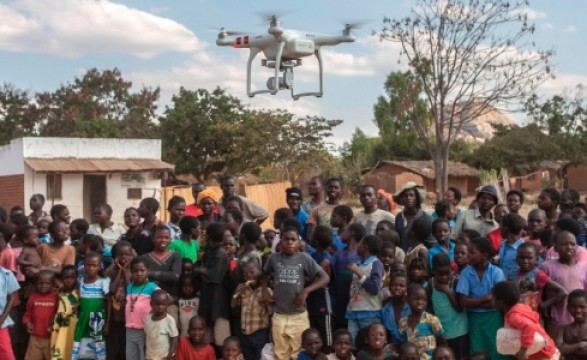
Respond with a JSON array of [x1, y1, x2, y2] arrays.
[[196, 190, 222, 231], [88, 204, 126, 249], [394, 182, 432, 251]]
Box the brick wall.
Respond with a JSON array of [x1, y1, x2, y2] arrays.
[[0, 174, 25, 212]]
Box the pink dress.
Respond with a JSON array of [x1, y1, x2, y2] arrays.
[[539, 260, 587, 325]]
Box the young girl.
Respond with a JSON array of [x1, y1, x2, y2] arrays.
[[178, 275, 199, 337], [176, 316, 216, 360], [72, 252, 110, 360], [105, 241, 133, 360], [430, 253, 468, 360], [428, 219, 454, 272], [125, 257, 159, 360], [51, 265, 79, 360], [381, 273, 411, 344], [298, 328, 327, 360], [144, 289, 179, 360], [326, 329, 354, 360], [455, 237, 507, 360], [143, 225, 181, 303], [356, 323, 393, 360], [407, 258, 428, 288], [557, 289, 587, 359], [168, 216, 200, 263]]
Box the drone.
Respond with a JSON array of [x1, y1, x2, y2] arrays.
[[216, 15, 358, 100]]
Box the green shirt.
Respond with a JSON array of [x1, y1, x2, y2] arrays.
[[168, 239, 199, 262]]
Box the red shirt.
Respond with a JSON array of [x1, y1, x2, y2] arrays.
[[176, 337, 216, 360], [23, 292, 58, 338], [488, 228, 503, 253], [505, 303, 557, 360], [185, 204, 219, 217]]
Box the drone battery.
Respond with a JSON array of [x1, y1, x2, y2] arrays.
[[284, 39, 315, 59]]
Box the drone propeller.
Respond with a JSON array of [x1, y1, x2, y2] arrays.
[[339, 19, 371, 30], [207, 27, 249, 36]]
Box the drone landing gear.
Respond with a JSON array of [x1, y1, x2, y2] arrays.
[[246, 47, 324, 100]]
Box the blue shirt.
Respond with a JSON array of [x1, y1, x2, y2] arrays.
[[331, 232, 346, 252], [456, 263, 505, 312], [498, 238, 524, 279], [295, 209, 309, 242], [333, 247, 360, 323], [0, 266, 20, 328], [428, 241, 456, 271], [381, 301, 411, 343]]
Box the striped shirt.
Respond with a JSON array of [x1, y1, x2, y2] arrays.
[[125, 281, 158, 329]]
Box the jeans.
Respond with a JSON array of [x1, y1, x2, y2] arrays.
[[240, 328, 270, 360], [347, 317, 381, 346]]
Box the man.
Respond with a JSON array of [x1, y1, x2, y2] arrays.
[[286, 187, 309, 241], [28, 194, 51, 225], [394, 182, 432, 251], [454, 185, 499, 239], [185, 182, 205, 217], [306, 178, 343, 240], [301, 176, 325, 215], [560, 188, 580, 212], [354, 185, 395, 235], [506, 190, 524, 214], [218, 175, 269, 224]]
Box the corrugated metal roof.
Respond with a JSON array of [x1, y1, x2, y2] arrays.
[[25, 158, 174, 173]]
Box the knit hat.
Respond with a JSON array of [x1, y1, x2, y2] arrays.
[[393, 182, 426, 206], [476, 185, 499, 203]]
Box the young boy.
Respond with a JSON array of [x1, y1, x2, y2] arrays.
[[308, 225, 335, 352], [23, 270, 58, 360], [326, 329, 354, 360], [399, 283, 446, 360], [222, 336, 243, 360], [176, 315, 215, 360], [231, 261, 272, 360], [377, 227, 405, 264], [557, 289, 587, 359], [378, 241, 396, 292], [298, 328, 327, 360], [263, 226, 330, 360], [525, 209, 548, 257], [346, 234, 384, 344], [144, 289, 179, 360], [492, 281, 559, 360], [498, 213, 526, 279]]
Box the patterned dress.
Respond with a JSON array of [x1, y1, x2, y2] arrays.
[[51, 290, 80, 360], [72, 277, 110, 360]]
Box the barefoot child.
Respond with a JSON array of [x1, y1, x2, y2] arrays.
[[144, 289, 179, 360], [176, 315, 216, 360], [297, 328, 327, 360], [51, 265, 79, 360], [23, 270, 58, 360], [326, 329, 354, 360], [557, 289, 587, 359]]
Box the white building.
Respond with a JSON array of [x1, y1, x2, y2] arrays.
[[0, 137, 174, 222]]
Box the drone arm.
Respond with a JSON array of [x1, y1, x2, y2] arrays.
[[247, 48, 271, 98], [270, 42, 286, 95], [292, 48, 324, 100]]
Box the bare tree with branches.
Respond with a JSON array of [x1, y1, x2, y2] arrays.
[[378, 0, 553, 196]]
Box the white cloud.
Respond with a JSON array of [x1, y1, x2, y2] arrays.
[[512, 8, 547, 20], [563, 25, 577, 33], [541, 23, 555, 31], [537, 73, 587, 97], [0, 0, 202, 58]]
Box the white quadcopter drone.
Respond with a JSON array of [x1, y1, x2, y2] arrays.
[[216, 15, 358, 100]]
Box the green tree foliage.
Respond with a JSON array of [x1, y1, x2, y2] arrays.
[[160, 87, 341, 181], [33, 68, 160, 138], [0, 84, 35, 145], [378, 0, 552, 195]]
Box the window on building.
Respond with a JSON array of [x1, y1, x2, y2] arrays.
[[46, 174, 63, 200], [127, 188, 142, 200]]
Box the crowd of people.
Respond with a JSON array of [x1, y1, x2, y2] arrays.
[[0, 174, 585, 360]]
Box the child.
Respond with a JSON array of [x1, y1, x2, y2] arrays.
[[168, 216, 200, 263], [0, 223, 16, 274], [487, 203, 510, 253], [104, 241, 133, 360], [176, 315, 216, 360], [222, 336, 243, 360], [38, 221, 76, 276], [389, 261, 407, 276], [497, 213, 526, 279], [557, 289, 587, 359], [434, 199, 456, 230], [145, 289, 179, 360], [456, 236, 507, 360], [399, 283, 446, 360], [397, 342, 419, 360], [298, 328, 327, 360], [232, 261, 271, 360], [51, 265, 79, 360], [456, 229, 480, 244], [76, 234, 107, 275], [181, 258, 193, 277], [539, 231, 587, 328], [121, 207, 153, 256], [235, 222, 263, 284], [404, 218, 430, 270], [511, 242, 567, 314], [378, 228, 405, 264], [381, 273, 410, 344], [492, 281, 559, 360], [72, 252, 110, 360], [37, 219, 51, 244], [125, 257, 159, 360], [407, 258, 428, 288], [17, 225, 42, 279], [453, 242, 468, 276], [333, 223, 365, 330], [23, 270, 58, 360], [167, 196, 186, 241], [178, 275, 199, 337], [263, 226, 330, 360], [378, 241, 396, 290], [432, 347, 455, 360], [356, 323, 393, 360], [193, 223, 231, 350], [326, 329, 354, 360], [222, 209, 243, 244], [430, 253, 468, 360], [308, 225, 335, 352], [525, 209, 548, 256], [428, 219, 454, 271], [346, 234, 384, 343], [0, 262, 20, 360], [331, 205, 354, 254], [70, 219, 89, 247], [223, 233, 238, 273]]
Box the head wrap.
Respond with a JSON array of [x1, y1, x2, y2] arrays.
[[197, 189, 220, 205], [377, 189, 397, 213]]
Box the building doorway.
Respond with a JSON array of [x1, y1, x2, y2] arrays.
[[83, 175, 107, 220]]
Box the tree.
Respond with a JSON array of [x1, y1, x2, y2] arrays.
[[0, 84, 35, 145], [33, 68, 160, 138], [378, 0, 552, 196]]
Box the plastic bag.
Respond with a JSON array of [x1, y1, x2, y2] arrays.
[[496, 327, 547, 355]]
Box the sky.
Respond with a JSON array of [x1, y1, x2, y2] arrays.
[[2, 0, 587, 148]]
